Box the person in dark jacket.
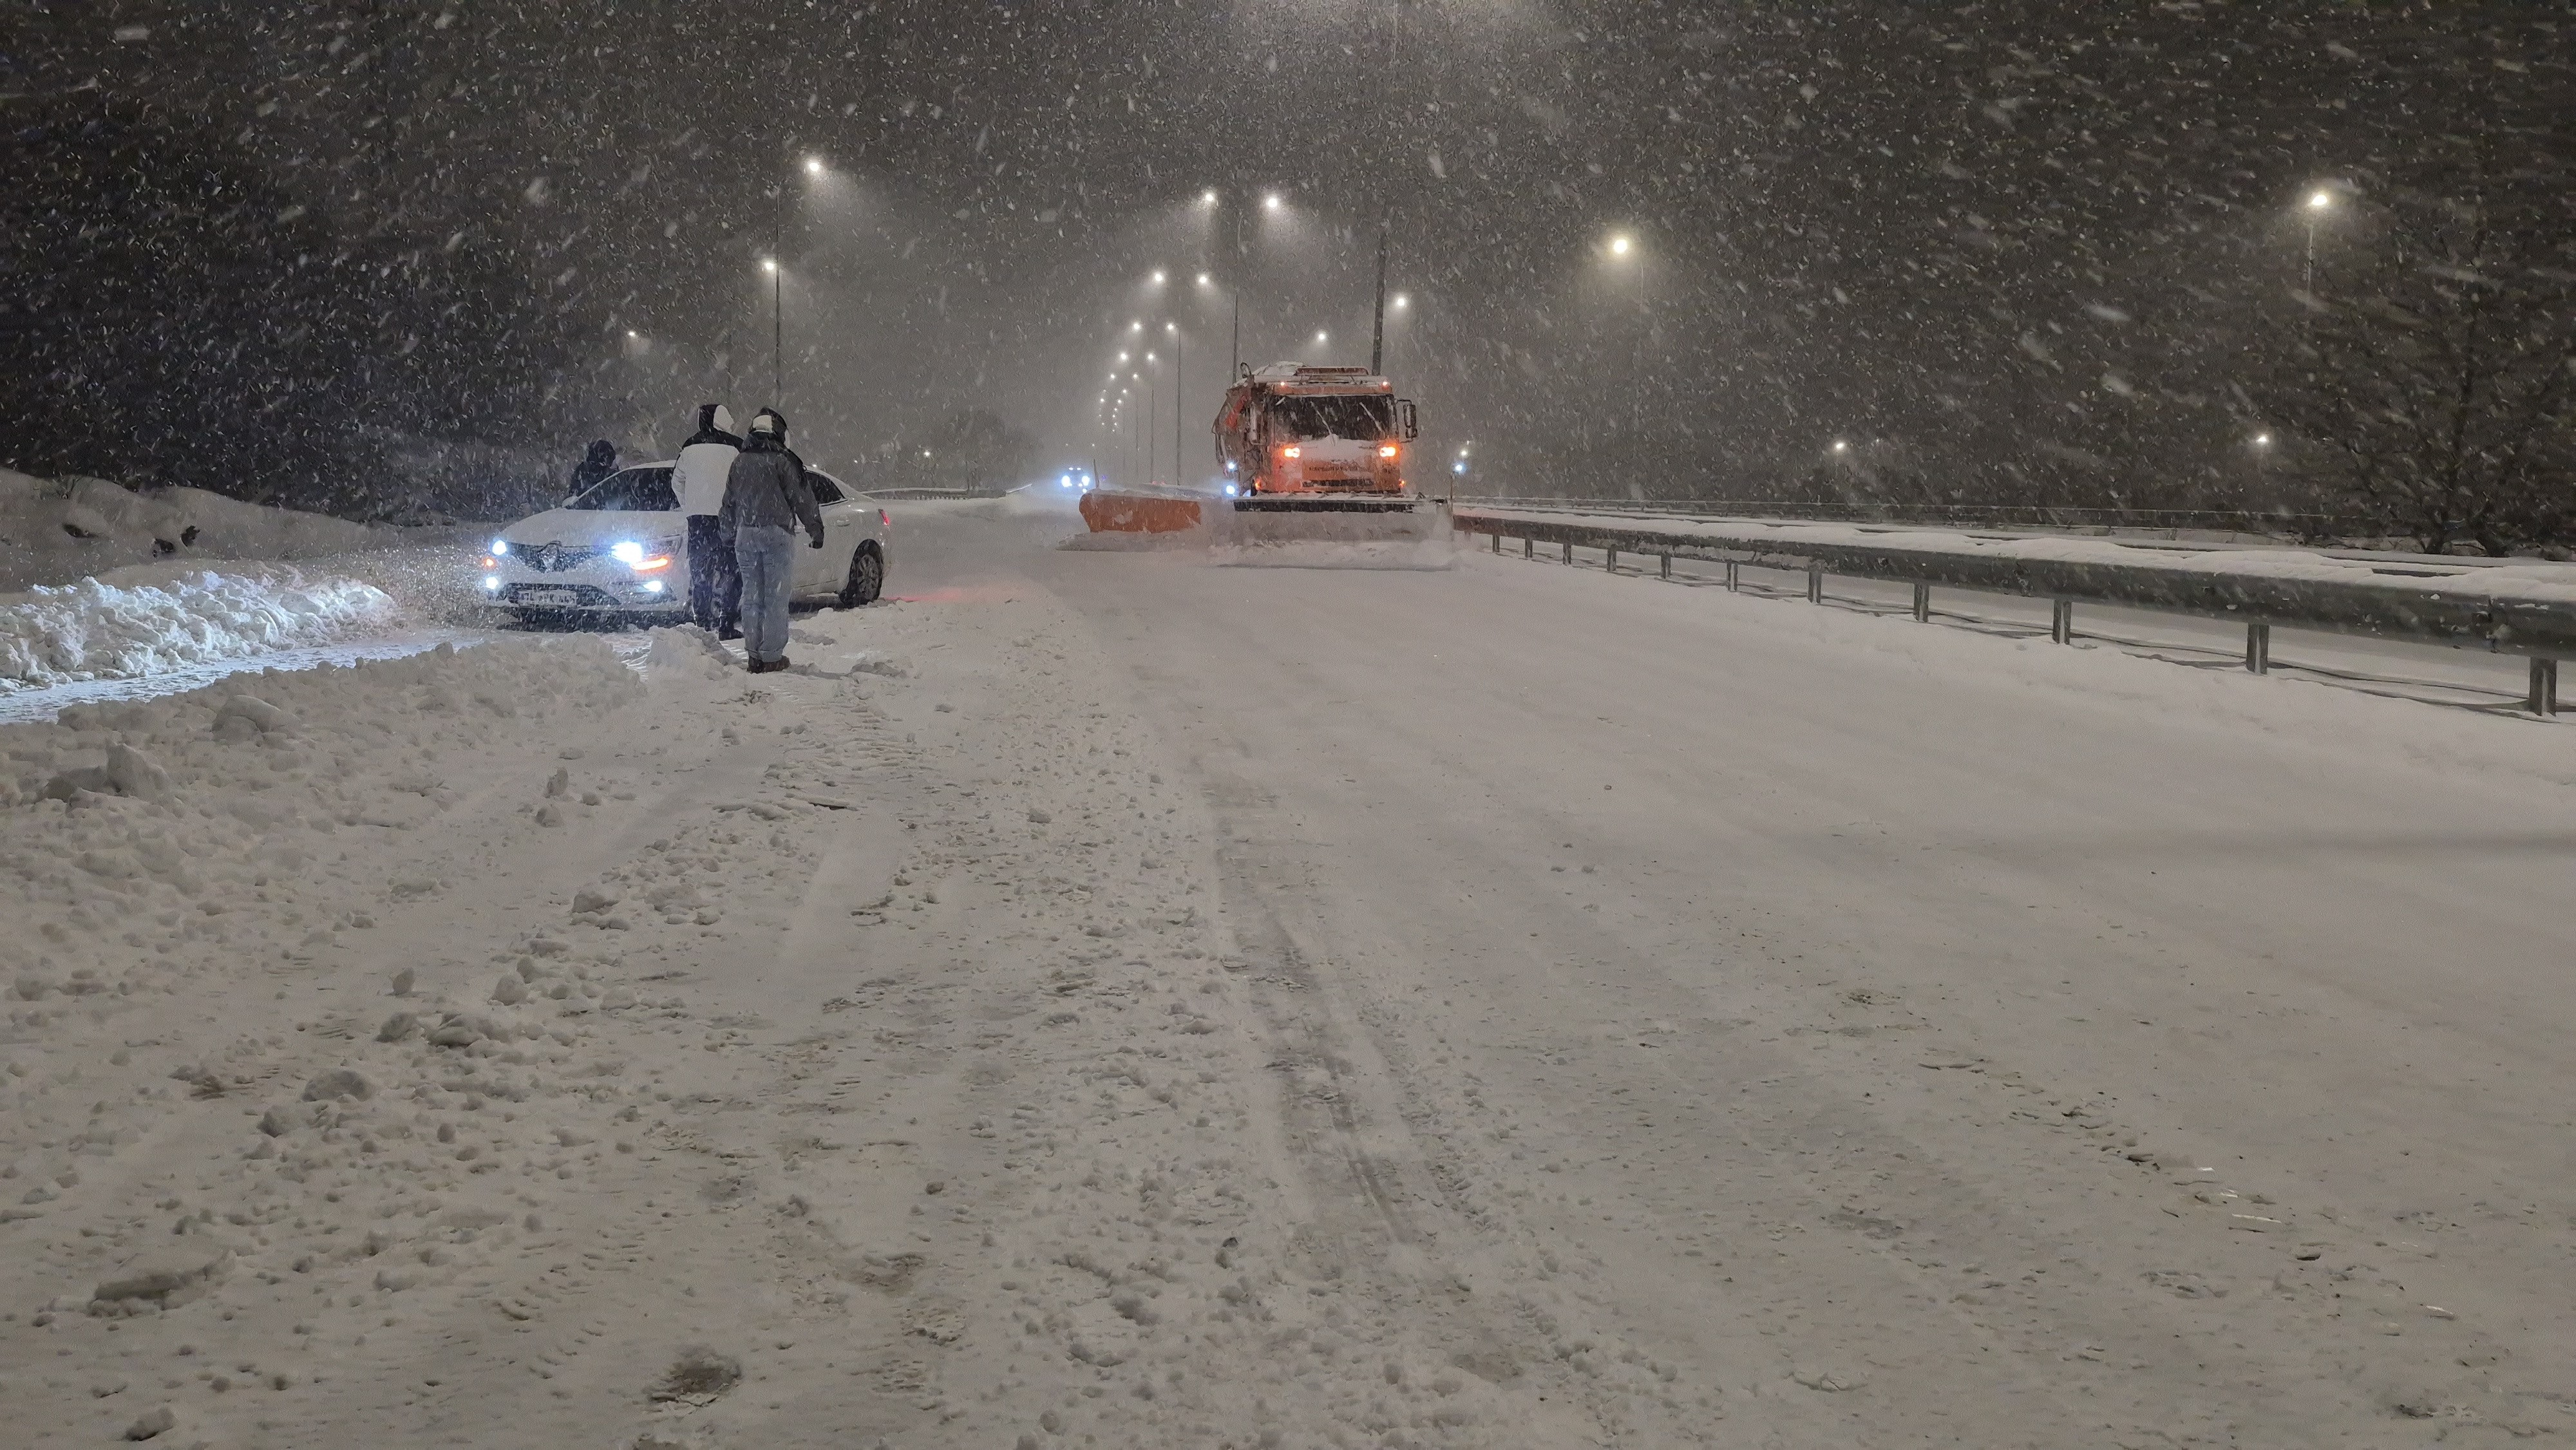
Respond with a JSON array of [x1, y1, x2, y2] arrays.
[[569, 438, 618, 497], [719, 409, 826, 673], [673, 404, 743, 635]]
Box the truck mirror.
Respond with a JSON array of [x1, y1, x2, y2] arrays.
[[1399, 401, 1419, 441]]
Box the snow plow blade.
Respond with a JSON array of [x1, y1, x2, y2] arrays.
[[1216, 494, 1448, 548], [1080, 492, 1204, 534]]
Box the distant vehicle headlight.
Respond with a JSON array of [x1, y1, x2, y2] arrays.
[[481, 574, 502, 592], [491, 538, 510, 555], [611, 541, 646, 565], [1223, 482, 1240, 497]]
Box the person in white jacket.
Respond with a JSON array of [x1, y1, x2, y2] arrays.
[[674, 404, 743, 636]]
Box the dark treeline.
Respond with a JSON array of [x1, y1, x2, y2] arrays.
[[0, 95, 592, 518]]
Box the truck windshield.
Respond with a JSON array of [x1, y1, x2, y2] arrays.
[[1269, 394, 1397, 442]]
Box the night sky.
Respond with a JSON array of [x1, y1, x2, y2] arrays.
[[10, 1, 2570, 504]]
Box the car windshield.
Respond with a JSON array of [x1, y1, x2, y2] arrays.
[[567, 467, 677, 511], [1269, 394, 1397, 442]]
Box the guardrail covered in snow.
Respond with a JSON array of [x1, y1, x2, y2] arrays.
[[1451, 495, 2379, 540], [1450, 507, 2576, 715]]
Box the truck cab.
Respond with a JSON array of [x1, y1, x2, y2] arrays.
[[1215, 364, 1421, 500]]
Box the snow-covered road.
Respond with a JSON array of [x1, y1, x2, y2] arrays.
[[2, 504, 2568, 1448]]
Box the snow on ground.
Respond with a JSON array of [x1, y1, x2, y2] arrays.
[[1, 467, 451, 596], [0, 567, 404, 693], [1, 506, 2571, 1447]]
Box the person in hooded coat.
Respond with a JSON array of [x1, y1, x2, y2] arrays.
[[570, 438, 619, 497], [673, 404, 744, 635], [719, 408, 826, 673]]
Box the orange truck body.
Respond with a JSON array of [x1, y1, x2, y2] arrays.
[[1215, 365, 1421, 500]]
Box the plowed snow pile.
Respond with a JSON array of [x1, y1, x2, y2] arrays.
[[0, 567, 402, 691]]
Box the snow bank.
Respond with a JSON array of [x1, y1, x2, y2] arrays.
[[0, 467, 450, 594], [0, 567, 402, 692]]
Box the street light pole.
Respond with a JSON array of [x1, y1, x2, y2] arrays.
[[1370, 223, 1390, 375], [1171, 324, 1184, 489], [760, 258, 784, 408], [2303, 188, 2335, 297]]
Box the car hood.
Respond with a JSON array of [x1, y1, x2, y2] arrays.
[[501, 509, 687, 547]]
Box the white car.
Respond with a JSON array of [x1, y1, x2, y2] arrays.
[[479, 460, 889, 623]]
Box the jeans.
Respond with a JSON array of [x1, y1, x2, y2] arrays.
[[732, 525, 796, 665], [685, 515, 737, 632]]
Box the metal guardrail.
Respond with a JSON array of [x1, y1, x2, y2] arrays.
[[1452, 495, 2385, 540], [1452, 508, 2571, 715]]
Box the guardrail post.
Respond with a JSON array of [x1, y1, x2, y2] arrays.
[[1562, 541, 1575, 565], [1912, 582, 1931, 623], [1490, 531, 1501, 554], [2531, 657, 2559, 716], [1659, 554, 1672, 581], [1806, 568, 1823, 605], [1725, 561, 1740, 592], [1605, 546, 1618, 573], [2246, 622, 2271, 675], [2050, 599, 2074, 645]]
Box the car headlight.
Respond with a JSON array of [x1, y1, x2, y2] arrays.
[[611, 541, 645, 565], [491, 538, 510, 555]]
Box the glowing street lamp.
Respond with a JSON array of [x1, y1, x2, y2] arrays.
[[1263, 193, 1283, 212], [804, 156, 825, 176], [1831, 439, 1850, 455], [1150, 270, 1168, 287]]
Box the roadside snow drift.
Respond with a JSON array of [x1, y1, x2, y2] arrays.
[[0, 567, 403, 691], [1, 466, 425, 594]]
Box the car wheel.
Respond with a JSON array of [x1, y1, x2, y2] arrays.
[[839, 543, 884, 608]]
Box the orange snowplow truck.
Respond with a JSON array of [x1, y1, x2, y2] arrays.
[[1215, 364, 1421, 510]]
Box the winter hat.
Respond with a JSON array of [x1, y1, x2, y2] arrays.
[[711, 404, 735, 433], [749, 410, 788, 440]]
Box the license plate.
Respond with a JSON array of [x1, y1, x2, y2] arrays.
[[520, 588, 580, 607]]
